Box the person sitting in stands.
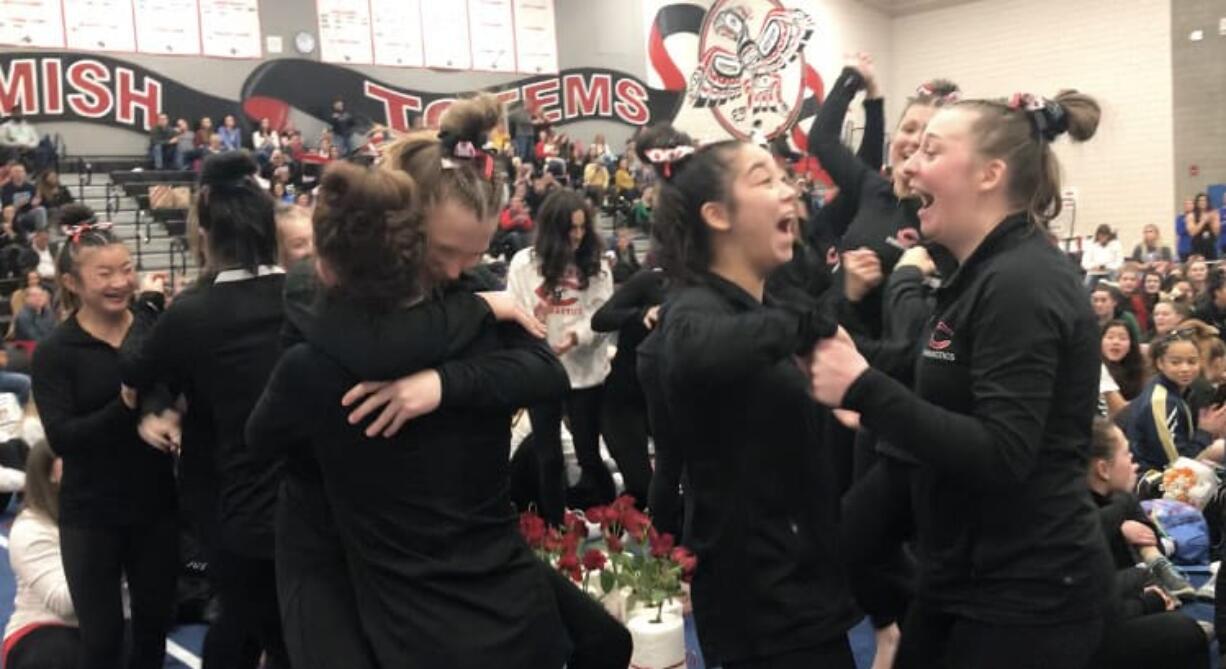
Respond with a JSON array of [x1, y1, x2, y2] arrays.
[[3, 441, 80, 669], [1086, 419, 1208, 669], [147, 114, 176, 170], [218, 115, 242, 152], [1, 164, 45, 235], [13, 285, 56, 344]]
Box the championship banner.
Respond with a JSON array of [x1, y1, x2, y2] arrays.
[[0, 52, 683, 135]]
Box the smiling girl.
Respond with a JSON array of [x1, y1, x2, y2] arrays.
[[811, 90, 1115, 667]]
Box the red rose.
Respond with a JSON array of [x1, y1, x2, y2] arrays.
[[671, 546, 697, 580], [649, 531, 675, 558], [563, 527, 582, 553], [542, 528, 564, 553], [564, 511, 587, 537], [604, 531, 624, 554], [519, 512, 546, 549], [610, 494, 637, 515], [581, 548, 607, 572], [585, 506, 610, 526], [621, 508, 651, 539]]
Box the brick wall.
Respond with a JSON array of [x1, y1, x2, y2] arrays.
[[1171, 0, 1226, 213], [887, 0, 1175, 248]]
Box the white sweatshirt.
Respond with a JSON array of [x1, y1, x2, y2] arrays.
[[507, 248, 613, 389], [4, 509, 76, 642]]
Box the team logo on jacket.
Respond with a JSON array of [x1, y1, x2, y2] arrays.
[[688, 0, 814, 140], [928, 321, 955, 351]]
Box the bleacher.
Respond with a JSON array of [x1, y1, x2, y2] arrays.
[[66, 156, 199, 289]]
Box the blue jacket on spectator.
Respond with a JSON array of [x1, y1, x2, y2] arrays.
[[1126, 373, 1212, 472], [1175, 214, 1191, 260]]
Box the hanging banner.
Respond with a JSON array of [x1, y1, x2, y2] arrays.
[[63, 0, 136, 53], [134, 0, 201, 56], [316, 0, 372, 65], [513, 0, 557, 74], [199, 0, 263, 59], [370, 0, 424, 68], [421, 1, 471, 70], [0, 0, 66, 49], [468, 0, 516, 73]]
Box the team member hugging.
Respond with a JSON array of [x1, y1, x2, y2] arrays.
[[811, 90, 1114, 668]]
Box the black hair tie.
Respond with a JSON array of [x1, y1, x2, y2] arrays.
[[1008, 93, 1068, 142]]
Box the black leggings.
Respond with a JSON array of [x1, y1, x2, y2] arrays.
[[599, 383, 652, 508], [530, 385, 613, 525], [723, 636, 856, 669], [59, 518, 178, 669], [276, 479, 378, 669], [1090, 611, 1208, 669], [5, 625, 81, 669], [895, 601, 1104, 669], [840, 456, 915, 628], [204, 550, 290, 669]]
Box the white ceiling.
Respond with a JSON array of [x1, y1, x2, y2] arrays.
[[851, 0, 984, 16]]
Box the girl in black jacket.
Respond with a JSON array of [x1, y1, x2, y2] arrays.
[[248, 162, 571, 669], [638, 124, 858, 668], [31, 221, 177, 669], [808, 53, 959, 339], [121, 152, 290, 669], [812, 91, 1114, 667]]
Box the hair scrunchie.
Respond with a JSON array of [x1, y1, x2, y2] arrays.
[[644, 145, 696, 179], [1008, 92, 1068, 142]]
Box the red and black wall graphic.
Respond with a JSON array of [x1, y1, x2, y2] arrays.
[[0, 51, 685, 135]]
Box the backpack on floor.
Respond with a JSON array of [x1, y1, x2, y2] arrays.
[[1142, 498, 1211, 566]]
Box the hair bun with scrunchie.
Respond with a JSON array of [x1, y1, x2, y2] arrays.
[[1008, 92, 1069, 142]]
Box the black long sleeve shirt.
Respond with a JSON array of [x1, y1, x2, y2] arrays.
[[659, 273, 857, 664], [843, 214, 1113, 624], [32, 300, 176, 528], [121, 272, 286, 559], [590, 269, 666, 399], [246, 271, 571, 669], [810, 68, 920, 338]]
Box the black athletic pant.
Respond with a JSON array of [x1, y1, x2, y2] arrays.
[[276, 478, 378, 669], [840, 456, 915, 628], [542, 562, 632, 669], [531, 385, 613, 525], [599, 383, 652, 509], [1090, 611, 1208, 669], [723, 637, 856, 669], [59, 517, 178, 669], [895, 600, 1104, 669], [5, 625, 81, 669], [204, 550, 290, 669]]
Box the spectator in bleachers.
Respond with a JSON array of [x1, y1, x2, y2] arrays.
[[269, 181, 292, 204], [1187, 258, 1210, 301], [612, 158, 637, 201], [582, 157, 609, 206], [1, 164, 45, 235], [493, 193, 533, 261], [1175, 198, 1194, 261], [26, 229, 59, 282], [1082, 223, 1123, 286], [14, 285, 56, 344], [252, 117, 281, 158], [11, 270, 48, 326], [172, 118, 197, 171], [1188, 193, 1221, 261], [194, 117, 214, 152], [329, 98, 356, 156], [0, 110, 39, 164], [285, 133, 307, 163], [274, 203, 313, 268], [147, 114, 176, 170], [34, 171, 72, 229], [0, 347, 31, 406], [1131, 223, 1173, 271], [1086, 420, 1209, 669], [293, 192, 312, 209], [218, 115, 242, 152], [205, 133, 224, 159], [631, 184, 653, 233], [3, 440, 81, 669]]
